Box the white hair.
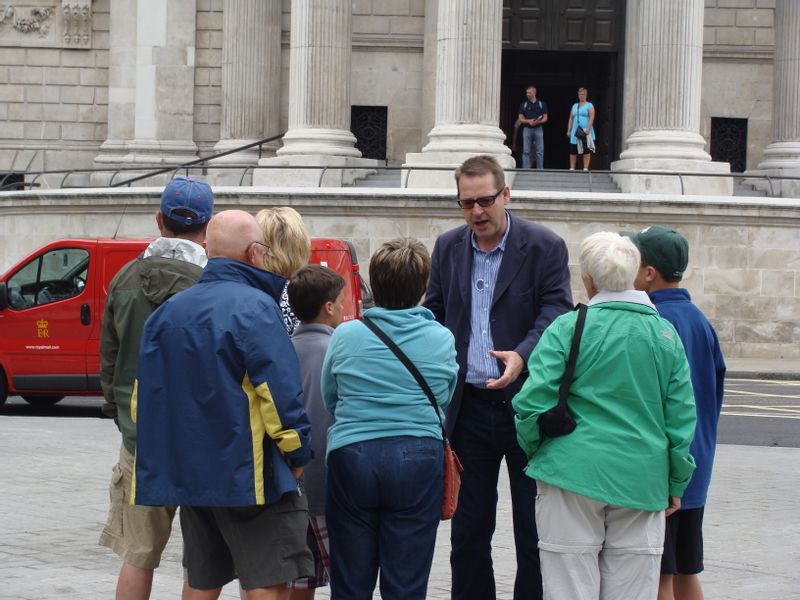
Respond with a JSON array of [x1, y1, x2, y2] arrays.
[[579, 231, 641, 292]]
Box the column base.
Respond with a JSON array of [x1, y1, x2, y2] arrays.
[[206, 139, 281, 186], [94, 139, 199, 166], [619, 130, 712, 162], [611, 158, 732, 195], [402, 124, 514, 188], [92, 139, 199, 186], [276, 128, 362, 159], [752, 142, 800, 197], [253, 155, 379, 187]]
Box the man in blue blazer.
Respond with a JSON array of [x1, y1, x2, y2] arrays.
[[424, 155, 573, 600]]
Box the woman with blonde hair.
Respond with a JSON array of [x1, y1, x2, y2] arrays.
[[256, 207, 312, 334], [566, 87, 596, 171]]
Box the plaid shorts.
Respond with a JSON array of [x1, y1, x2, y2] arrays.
[[287, 514, 330, 590]]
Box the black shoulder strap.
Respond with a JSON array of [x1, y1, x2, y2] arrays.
[[361, 315, 447, 440], [557, 303, 588, 408]]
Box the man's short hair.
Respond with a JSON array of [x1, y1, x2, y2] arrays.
[[163, 209, 208, 235], [256, 207, 312, 279], [369, 238, 430, 310], [579, 231, 640, 292], [287, 265, 346, 323], [455, 155, 506, 191]]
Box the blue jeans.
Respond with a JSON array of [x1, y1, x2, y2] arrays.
[[326, 436, 443, 600], [522, 126, 544, 169], [450, 385, 542, 600]]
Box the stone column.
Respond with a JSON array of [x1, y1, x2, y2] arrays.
[[404, 0, 512, 188], [254, 0, 375, 186], [612, 0, 730, 195], [95, 0, 198, 173], [212, 1, 281, 166], [756, 0, 800, 197]]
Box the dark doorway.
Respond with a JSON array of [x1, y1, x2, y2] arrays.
[[351, 106, 388, 161], [500, 0, 625, 170], [501, 50, 618, 170], [710, 117, 747, 173]]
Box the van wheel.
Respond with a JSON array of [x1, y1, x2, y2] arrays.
[[22, 395, 64, 406], [0, 371, 7, 408]]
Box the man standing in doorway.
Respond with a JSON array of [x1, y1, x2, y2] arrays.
[[518, 85, 549, 169], [424, 155, 573, 600]]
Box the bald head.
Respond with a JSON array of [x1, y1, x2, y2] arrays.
[[206, 210, 264, 263]]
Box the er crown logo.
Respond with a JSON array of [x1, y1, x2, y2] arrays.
[[36, 319, 50, 338]]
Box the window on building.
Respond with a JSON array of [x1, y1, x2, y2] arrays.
[[0, 172, 25, 191], [351, 106, 388, 161], [710, 117, 748, 173]]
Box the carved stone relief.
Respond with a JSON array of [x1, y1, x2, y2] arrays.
[[0, 0, 92, 48]]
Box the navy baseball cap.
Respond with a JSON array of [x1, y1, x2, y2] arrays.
[[160, 177, 214, 225], [622, 226, 689, 279]]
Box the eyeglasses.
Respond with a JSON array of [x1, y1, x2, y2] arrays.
[[457, 189, 503, 209], [249, 241, 270, 254], [248, 241, 270, 267]]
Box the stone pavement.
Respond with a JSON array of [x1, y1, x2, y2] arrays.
[[1, 414, 799, 599]]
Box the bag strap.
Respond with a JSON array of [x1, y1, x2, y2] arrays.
[[556, 304, 588, 409], [361, 315, 448, 442]]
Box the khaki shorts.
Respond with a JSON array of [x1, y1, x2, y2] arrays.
[[98, 445, 176, 570]]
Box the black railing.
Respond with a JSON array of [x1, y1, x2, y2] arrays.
[[2, 162, 800, 197]]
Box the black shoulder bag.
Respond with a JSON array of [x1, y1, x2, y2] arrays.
[[538, 303, 588, 438], [361, 315, 463, 520]]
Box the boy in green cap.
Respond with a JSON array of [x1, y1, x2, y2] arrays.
[[627, 226, 726, 600]]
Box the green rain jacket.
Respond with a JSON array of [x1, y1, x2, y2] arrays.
[[99, 240, 204, 454], [512, 293, 697, 512]]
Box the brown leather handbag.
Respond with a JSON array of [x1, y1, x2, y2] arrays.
[[362, 316, 463, 520]]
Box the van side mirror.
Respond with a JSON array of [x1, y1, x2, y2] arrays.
[[0, 282, 8, 310]]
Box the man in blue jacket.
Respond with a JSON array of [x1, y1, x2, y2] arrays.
[[132, 210, 313, 599], [424, 155, 573, 600], [628, 225, 726, 600]]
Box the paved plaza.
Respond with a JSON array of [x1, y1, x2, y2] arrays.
[[1, 405, 799, 600]]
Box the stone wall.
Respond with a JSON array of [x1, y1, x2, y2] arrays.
[[194, 0, 223, 155], [701, 0, 775, 169], [0, 0, 109, 177], [1, 187, 798, 360]]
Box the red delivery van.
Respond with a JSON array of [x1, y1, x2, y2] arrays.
[[0, 237, 369, 407]]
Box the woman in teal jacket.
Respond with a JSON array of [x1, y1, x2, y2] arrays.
[[322, 238, 458, 600], [513, 231, 696, 600]]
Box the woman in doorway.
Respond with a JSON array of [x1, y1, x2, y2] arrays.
[[566, 87, 596, 171]]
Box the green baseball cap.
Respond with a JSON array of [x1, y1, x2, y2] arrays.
[[622, 226, 689, 279]]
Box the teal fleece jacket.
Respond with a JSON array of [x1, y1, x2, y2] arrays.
[[322, 306, 458, 455]]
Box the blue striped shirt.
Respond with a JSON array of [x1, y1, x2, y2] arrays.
[[465, 215, 511, 386]]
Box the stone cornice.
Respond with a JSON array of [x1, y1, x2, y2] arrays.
[[2, 188, 798, 227]]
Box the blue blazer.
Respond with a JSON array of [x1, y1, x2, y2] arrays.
[[423, 212, 573, 436]]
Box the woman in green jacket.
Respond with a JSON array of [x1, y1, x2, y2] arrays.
[[513, 231, 696, 600]]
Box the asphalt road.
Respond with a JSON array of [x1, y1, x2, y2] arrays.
[[718, 378, 800, 448], [3, 378, 799, 448]]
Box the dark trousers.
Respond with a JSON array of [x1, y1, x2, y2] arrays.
[[326, 436, 443, 600], [450, 385, 542, 600]]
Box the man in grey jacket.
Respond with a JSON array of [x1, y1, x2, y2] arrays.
[[98, 177, 213, 600], [286, 264, 346, 600]]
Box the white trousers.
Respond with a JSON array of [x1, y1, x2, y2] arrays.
[[535, 481, 665, 600]]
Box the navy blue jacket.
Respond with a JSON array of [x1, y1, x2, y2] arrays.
[[423, 212, 573, 435], [132, 258, 312, 507], [650, 287, 726, 508]]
